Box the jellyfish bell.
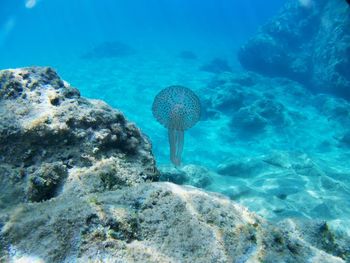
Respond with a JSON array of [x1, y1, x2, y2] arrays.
[[169, 104, 186, 130], [152, 85, 201, 166]]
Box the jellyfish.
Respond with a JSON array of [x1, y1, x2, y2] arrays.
[[152, 85, 201, 166]]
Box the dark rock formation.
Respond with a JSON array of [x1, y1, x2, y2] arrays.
[[217, 157, 267, 178], [278, 219, 350, 262], [0, 67, 158, 207], [178, 50, 197, 60], [81, 41, 135, 59], [159, 164, 213, 188], [238, 0, 350, 99], [203, 71, 300, 137]]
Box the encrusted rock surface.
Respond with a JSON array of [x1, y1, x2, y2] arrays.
[[159, 164, 214, 189], [0, 67, 346, 262], [0, 67, 158, 207], [0, 183, 345, 263], [238, 0, 350, 99]]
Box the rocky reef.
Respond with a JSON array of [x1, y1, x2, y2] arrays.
[[238, 0, 350, 99], [0, 67, 347, 262], [0, 67, 158, 208], [198, 69, 350, 238]]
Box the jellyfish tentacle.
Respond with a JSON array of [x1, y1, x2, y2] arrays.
[[168, 129, 184, 166], [175, 129, 184, 166], [168, 129, 177, 166]]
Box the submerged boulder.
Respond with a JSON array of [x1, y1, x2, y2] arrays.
[[178, 50, 197, 60], [0, 67, 346, 262], [81, 41, 136, 59], [0, 67, 158, 206], [238, 0, 350, 99], [202, 71, 306, 138], [0, 183, 345, 263], [159, 164, 214, 188]]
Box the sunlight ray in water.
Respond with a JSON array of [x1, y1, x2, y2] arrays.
[[298, 0, 314, 8], [25, 0, 39, 9], [0, 18, 15, 46]]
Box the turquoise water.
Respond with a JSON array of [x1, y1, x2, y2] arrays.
[[0, 0, 286, 165], [1, 0, 350, 235]]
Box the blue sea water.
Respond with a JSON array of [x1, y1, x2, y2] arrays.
[[0, 0, 286, 165], [1, 0, 350, 237]]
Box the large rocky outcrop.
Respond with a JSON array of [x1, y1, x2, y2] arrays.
[[0, 67, 346, 262], [0, 182, 345, 263], [0, 67, 158, 207], [238, 0, 350, 99]]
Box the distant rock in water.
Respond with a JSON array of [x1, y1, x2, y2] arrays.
[[159, 164, 213, 188], [178, 50, 197, 60], [238, 0, 350, 99], [200, 58, 232, 73], [81, 41, 135, 59], [202, 71, 303, 138]]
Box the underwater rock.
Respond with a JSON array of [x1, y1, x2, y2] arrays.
[[238, 32, 311, 83], [28, 162, 68, 202], [159, 164, 213, 188], [209, 88, 245, 113], [178, 50, 197, 60], [0, 67, 158, 208], [202, 71, 259, 119], [181, 164, 214, 188], [81, 41, 136, 59], [231, 106, 269, 136], [337, 131, 350, 147], [1, 182, 345, 263], [215, 152, 349, 224], [312, 94, 350, 126], [207, 71, 257, 89], [203, 71, 312, 138], [200, 58, 232, 73], [238, 0, 350, 99], [277, 219, 350, 262], [229, 98, 288, 136], [217, 157, 267, 178], [158, 165, 188, 185], [220, 185, 253, 201]]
